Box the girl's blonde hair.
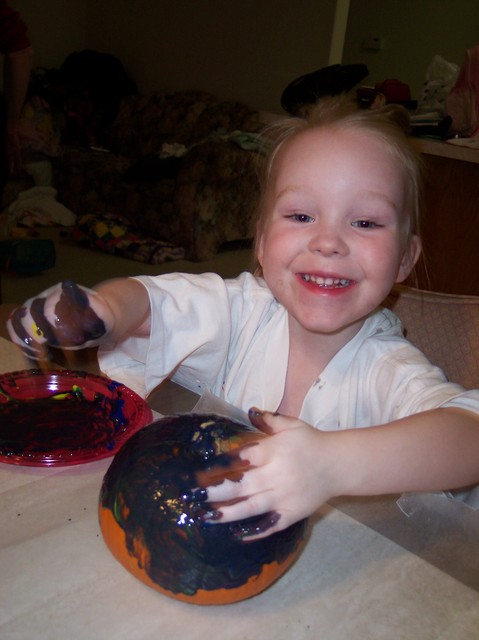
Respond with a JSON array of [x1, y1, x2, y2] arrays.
[[253, 96, 423, 275]]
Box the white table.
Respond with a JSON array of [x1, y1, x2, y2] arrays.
[[1, 335, 479, 640]]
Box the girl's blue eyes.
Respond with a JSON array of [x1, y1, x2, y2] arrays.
[[288, 214, 382, 229]]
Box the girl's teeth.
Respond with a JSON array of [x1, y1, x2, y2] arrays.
[[302, 275, 350, 287]]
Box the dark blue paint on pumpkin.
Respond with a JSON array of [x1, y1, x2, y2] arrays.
[[99, 413, 308, 602]]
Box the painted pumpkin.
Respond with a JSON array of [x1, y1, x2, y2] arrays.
[[99, 413, 308, 605]]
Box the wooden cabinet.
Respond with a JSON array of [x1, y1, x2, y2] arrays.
[[407, 139, 479, 296]]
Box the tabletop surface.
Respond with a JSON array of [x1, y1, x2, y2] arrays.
[[1, 307, 479, 639]]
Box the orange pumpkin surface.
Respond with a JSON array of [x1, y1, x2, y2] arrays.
[[98, 413, 309, 605]]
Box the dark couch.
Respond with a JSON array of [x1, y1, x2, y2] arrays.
[[53, 89, 264, 261]]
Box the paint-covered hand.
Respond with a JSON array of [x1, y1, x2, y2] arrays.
[[7, 280, 113, 359], [199, 409, 337, 539]]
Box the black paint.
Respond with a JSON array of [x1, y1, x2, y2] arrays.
[[100, 414, 308, 598]]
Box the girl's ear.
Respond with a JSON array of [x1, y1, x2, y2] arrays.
[[256, 233, 265, 267], [396, 235, 422, 283]]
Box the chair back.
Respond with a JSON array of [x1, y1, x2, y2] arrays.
[[384, 285, 479, 390]]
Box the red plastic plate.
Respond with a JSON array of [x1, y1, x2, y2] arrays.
[[0, 369, 153, 466]]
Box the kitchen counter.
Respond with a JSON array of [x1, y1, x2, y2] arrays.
[[406, 137, 479, 296], [411, 137, 479, 163]]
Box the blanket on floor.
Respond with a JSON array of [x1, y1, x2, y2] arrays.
[[72, 212, 185, 264]]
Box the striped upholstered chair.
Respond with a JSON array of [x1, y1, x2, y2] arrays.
[[384, 284, 479, 390]]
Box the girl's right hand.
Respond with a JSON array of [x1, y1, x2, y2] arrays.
[[7, 280, 113, 359], [198, 410, 337, 539]]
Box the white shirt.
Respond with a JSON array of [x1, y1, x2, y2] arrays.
[[98, 272, 479, 430]]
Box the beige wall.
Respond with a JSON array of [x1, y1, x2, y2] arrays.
[[9, 0, 336, 112], [343, 0, 479, 100], [10, 0, 87, 69], [84, 0, 336, 112], [9, 0, 478, 110]]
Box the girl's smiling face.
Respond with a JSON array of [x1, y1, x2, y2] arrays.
[[257, 125, 421, 342]]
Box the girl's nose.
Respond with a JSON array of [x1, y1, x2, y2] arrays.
[[308, 222, 348, 256]]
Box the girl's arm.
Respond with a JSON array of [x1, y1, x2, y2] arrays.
[[7, 278, 150, 358], [202, 407, 479, 539], [94, 277, 151, 339]]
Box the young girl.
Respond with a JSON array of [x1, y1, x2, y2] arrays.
[[8, 97, 479, 539]]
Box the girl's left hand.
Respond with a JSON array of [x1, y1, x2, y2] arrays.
[[199, 409, 336, 539]]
